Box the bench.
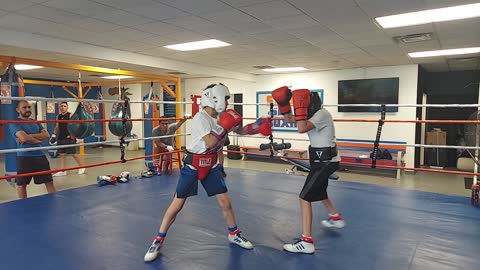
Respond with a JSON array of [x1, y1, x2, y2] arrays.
[[236, 139, 406, 179], [239, 146, 307, 161], [336, 139, 406, 179]]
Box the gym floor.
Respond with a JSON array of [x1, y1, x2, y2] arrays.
[[0, 147, 471, 203], [0, 150, 478, 270]]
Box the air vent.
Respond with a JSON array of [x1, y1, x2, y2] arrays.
[[394, 33, 433, 43], [253, 65, 274, 69]]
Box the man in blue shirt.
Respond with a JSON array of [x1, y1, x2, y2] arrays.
[[9, 100, 56, 199]]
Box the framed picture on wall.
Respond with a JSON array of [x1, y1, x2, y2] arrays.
[[256, 89, 324, 132]]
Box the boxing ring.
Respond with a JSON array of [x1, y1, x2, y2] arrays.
[[1, 56, 480, 270], [0, 168, 479, 270]]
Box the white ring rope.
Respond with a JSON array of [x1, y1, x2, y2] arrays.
[[230, 102, 480, 108], [1, 96, 480, 108], [230, 134, 480, 150], [0, 133, 190, 154], [0, 96, 192, 105]]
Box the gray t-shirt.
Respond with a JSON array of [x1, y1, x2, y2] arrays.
[[152, 123, 178, 146], [307, 109, 340, 162]]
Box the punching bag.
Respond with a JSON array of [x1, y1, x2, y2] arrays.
[[67, 102, 95, 139], [94, 89, 105, 142], [143, 86, 160, 169], [46, 88, 58, 158], [108, 100, 132, 137], [0, 64, 25, 183]]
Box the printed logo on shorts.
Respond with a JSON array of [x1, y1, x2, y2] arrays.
[[316, 151, 323, 159], [199, 158, 212, 167]]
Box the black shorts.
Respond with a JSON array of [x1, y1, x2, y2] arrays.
[[299, 162, 339, 202], [57, 138, 77, 154], [16, 156, 53, 186]]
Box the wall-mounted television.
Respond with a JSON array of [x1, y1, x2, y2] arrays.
[[338, 77, 399, 112]]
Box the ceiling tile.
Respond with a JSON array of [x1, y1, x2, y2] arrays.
[[327, 18, 379, 35], [355, 0, 428, 17], [16, 5, 85, 23], [326, 46, 365, 56], [352, 37, 395, 47], [132, 21, 185, 35], [265, 14, 320, 30], [94, 0, 188, 20], [190, 24, 239, 37], [271, 38, 311, 48], [0, 0, 36, 12], [43, 0, 115, 17], [0, 13, 59, 34], [92, 9, 154, 27], [109, 41, 157, 52], [163, 31, 209, 43], [228, 21, 275, 34], [141, 35, 181, 46], [251, 31, 297, 42], [220, 0, 273, 8], [287, 25, 337, 39], [199, 8, 257, 25], [65, 18, 122, 33], [106, 27, 154, 41], [155, 0, 231, 14], [240, 0, 302, 20], [139, 46, 176, 57]]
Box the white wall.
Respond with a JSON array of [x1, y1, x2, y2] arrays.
[[184, 65, 419, 168]]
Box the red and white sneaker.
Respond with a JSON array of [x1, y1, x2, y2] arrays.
[[228, 231, 254, 249], [321, 214, 346, 228], [283, 236, 315, 254], [144, 237, 164, 262]]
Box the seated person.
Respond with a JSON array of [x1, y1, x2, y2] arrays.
[[152, 116, 187, 174]]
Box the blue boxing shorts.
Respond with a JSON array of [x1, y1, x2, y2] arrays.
[[175, 164, 228, 198]]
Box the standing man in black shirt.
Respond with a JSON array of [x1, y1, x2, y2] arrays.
[[50, 102, 86, 176]]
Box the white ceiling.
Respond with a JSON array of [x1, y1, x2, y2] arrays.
[[0, 0, 479, 81]]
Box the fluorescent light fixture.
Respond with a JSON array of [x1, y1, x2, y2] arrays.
[[262, 67, 308, 72], [375, 3, 480, 28], [101, 75, 134, 79], [164, 39, 231, 51], [408, 47, 480, 58], [14, 64, 43, 70]]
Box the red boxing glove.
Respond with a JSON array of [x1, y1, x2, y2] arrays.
[[272, 86, 292, 115], [211, 109, 242, 140], [292, 89, 311, 121], [244, 118, 272, 136]]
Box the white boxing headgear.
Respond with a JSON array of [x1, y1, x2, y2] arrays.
[[201, 83, 230, 113]]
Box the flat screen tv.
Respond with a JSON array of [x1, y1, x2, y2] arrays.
[[338, 77, 399, 112]]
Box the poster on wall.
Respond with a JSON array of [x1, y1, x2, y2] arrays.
[[0, 85, 11, 104], [256, 89, 324, 132], [163, 84, 176, 118]]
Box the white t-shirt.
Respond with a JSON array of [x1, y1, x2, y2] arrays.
[[307, 109, 340, 162], [188, 110, 226, 154]]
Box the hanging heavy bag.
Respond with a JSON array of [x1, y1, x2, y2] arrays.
[[67, 102, 95, 139], [108, 102, 132, 136]]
